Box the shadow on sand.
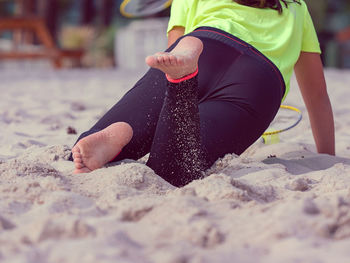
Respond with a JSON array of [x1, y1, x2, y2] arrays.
[[263, 154, 350, 175]]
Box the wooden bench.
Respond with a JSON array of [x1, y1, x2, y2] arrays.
[[0, 16, 84, 68]]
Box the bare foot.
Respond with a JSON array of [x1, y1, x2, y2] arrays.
[[71, 122, 133, 174], [145, 36, 203, 79]]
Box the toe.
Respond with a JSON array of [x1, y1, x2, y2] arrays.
[[73, 157, 84, 166], [73, 152, 82, 159], [157, 56, 165, 64], [76, 164, 85, 169], [72, 146, 80, 153], [169, 55, 177, 65], [145, 55, 157, 67], [73, 167, 92, 174], [74, 161, 85, 169], [164, 56, 173, 66]]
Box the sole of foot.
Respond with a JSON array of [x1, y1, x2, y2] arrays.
[[145, 36, 203, 80]]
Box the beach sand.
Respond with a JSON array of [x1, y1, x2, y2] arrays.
[[1, 67, 350, 263]]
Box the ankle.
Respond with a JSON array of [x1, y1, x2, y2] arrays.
[[166, 68, 199, 83]]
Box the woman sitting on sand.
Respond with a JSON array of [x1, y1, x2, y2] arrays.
[[70, 0, 335, 187]]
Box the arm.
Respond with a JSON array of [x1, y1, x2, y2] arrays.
[[167, 26, 185, 48], [294, 52, 335, 155]]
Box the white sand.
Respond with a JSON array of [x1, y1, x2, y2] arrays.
[[1, 67, 350, 263]]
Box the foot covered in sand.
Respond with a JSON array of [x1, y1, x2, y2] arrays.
[[72, 122, 133, 174], [145, 36, 203, 80]]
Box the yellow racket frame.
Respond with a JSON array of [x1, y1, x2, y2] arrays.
[[120, 0, 173, 18]]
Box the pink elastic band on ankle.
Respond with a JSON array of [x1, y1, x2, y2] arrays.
[[166, 68, 199, 83], [110, 150, 122, 162]]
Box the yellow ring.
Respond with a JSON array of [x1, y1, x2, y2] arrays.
[[120, 0, 173, 18], [120, 0, 133, 18], [262, 105, 302, 136]]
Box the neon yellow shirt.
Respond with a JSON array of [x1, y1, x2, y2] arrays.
[[167, 0, 321, 99]]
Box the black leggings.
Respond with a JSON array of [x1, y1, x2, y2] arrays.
[[70, 27, 285, 187]]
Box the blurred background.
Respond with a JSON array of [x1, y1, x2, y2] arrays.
[[0, 0, 349, 70]]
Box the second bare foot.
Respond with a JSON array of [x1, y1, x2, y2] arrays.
[[145, 36, 203, 80], [72, 122, 133, 173]]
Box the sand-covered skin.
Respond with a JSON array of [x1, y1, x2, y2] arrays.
[[1, 68, 350, 263]]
